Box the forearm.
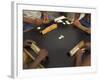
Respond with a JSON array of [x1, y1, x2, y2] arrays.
[[81, 55, 91, 66], [29, 56, 43, 68], [75, 49, 83, 66], [23, 17, 34, 24], [78, 25, 91, 34], [75, 56, 82, 66]]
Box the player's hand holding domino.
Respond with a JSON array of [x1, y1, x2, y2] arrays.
[[37, 49, 48, 61]]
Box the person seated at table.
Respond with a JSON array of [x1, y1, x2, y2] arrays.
[[23, 10, 43, 32], [23, 10, 60, 32], [23, 11, 60, 25], [73, 13, 91, 34], [75, 41, 91, 66], [23, 40, 48, 68], [42, 11, 60, 23]]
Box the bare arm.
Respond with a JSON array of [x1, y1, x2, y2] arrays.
[[29, 49, 48, 68], [73, 20, 91, 34], [75, 49, 84, 66], [81, 55, 91, 66]]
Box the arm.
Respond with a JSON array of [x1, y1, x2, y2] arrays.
[[23, 17, 34, 24], [42, 12, 50, 24], [29, 49, 48, 68], [75, 49, 84, 66], [78, 25, 91, 34], [73, 20, 91, 34], [23, 17, 43, 26], [81, 55, 91, 66]]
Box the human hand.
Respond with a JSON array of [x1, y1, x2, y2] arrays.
[[75, 49, 85, 59], [37, 49, 48, 61], [42, 13, 49, 24], [33, 18, 43, 26], [85, 28, 91, 34], [24, 40, 36, 47], [73, 20, 82, 28], [28, 49, 48, 68]]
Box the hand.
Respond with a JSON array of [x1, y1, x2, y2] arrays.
[[73, 20, 82, 28], [42, 13, 49, 24], [75, 49, 85, 59], [28, 49, 48, 68], [84, 42, 91, 49], [37, 49, 48, 61], [24, 17, 43, 26], [33, 18, 43, 26], [24, 40, 36, 47], [85, 28, 91, 34]]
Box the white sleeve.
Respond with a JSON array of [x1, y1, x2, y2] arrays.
[[23, 10, 41, 19], [78, 13, 85, 20]]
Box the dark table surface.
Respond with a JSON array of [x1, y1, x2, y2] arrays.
[[23, 23, 90, 68]]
